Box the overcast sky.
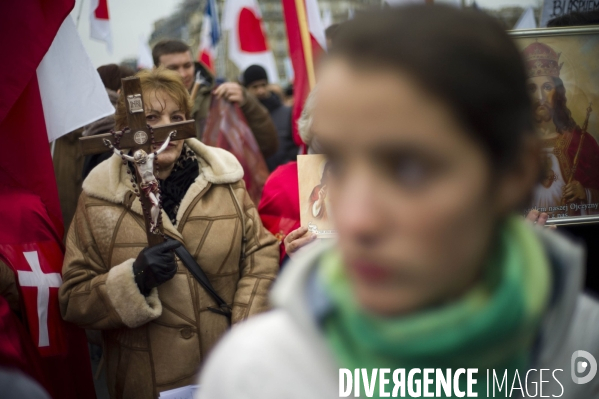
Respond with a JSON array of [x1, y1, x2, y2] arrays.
[[70, 0, 181, 68], [73, 0, 541, 68]]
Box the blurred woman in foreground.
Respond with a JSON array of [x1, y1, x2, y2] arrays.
[[198, 6, 599, 398]]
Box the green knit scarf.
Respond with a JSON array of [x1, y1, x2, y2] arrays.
[[319, 216, 551, 398]]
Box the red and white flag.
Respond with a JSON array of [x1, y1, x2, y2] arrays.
[[90, 0, 113, 53], [223, 0, 279, 83], [198, 0, 221, 73], [0, 0, 112, 397], [282, 0, 327, 150], [305, 0, 327, 52], [41, 16, 115, 142]]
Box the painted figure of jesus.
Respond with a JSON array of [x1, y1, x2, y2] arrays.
[[523, 41, 599, 217]]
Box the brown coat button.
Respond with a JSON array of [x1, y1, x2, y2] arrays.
[[180, 327, 194, 339]]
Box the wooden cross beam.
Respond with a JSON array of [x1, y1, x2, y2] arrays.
[[79, 77, 196, 246]]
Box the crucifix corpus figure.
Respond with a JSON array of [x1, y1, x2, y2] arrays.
[[79, 76, 196, 246], [103, 131, 177, 234]]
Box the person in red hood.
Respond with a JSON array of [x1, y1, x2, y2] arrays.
[[258, 89, 321, 264]]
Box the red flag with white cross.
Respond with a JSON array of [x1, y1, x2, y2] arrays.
[[0, 0, 110, 397], [0, 241, 65, 357], [0, 177, 96, 399]]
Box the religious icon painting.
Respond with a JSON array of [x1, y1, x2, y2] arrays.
[[297, 154, 337, 237], [511, 26, 599, 225]]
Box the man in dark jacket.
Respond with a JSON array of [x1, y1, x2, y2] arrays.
[[243, 65, 298, 171], [152, 40, 279, 159]]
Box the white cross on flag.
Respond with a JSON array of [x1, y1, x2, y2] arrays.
[[18, 251, 63, 347], [0, 242, 66, 356]]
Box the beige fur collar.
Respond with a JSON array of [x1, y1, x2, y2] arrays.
[[82, 138, 244, 238]]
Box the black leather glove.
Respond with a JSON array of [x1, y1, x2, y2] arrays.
[[133, 239, 181, 296]]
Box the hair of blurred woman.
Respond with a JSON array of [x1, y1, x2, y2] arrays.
[[330, 5, 535, 173]]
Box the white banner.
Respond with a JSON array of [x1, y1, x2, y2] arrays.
[[540, 0, 599, 27], [37, 16, 114, 142]]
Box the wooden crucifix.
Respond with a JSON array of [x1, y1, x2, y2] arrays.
[[79, 77, 196, 246]]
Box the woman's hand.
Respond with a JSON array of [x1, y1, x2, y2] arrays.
[[525, 209, 556, 229], [284, 226, 317, 258], [133, 239, 181, 296]]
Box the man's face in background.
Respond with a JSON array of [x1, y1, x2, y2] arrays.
[[159, 51, 195, 91], [527, 75, 557, 124], [246, 79, 270, 100]]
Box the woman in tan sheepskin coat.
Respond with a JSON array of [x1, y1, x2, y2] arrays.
[[58, 69, 279, 399]]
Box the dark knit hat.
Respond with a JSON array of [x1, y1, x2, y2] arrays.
[[242, 64, 268, 87]]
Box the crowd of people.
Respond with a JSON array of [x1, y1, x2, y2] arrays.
[[2, 4, 599, 399]]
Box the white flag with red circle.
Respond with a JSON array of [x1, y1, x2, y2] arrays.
[[223, 0, 279, 83]]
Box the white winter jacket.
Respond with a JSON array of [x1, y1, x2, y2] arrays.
[[198, 228, 599, 399]]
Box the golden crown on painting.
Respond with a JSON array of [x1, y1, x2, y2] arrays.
[[522, 42, 564, 78]]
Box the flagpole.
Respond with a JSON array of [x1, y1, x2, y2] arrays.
[[294, 0, 316, 89]]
